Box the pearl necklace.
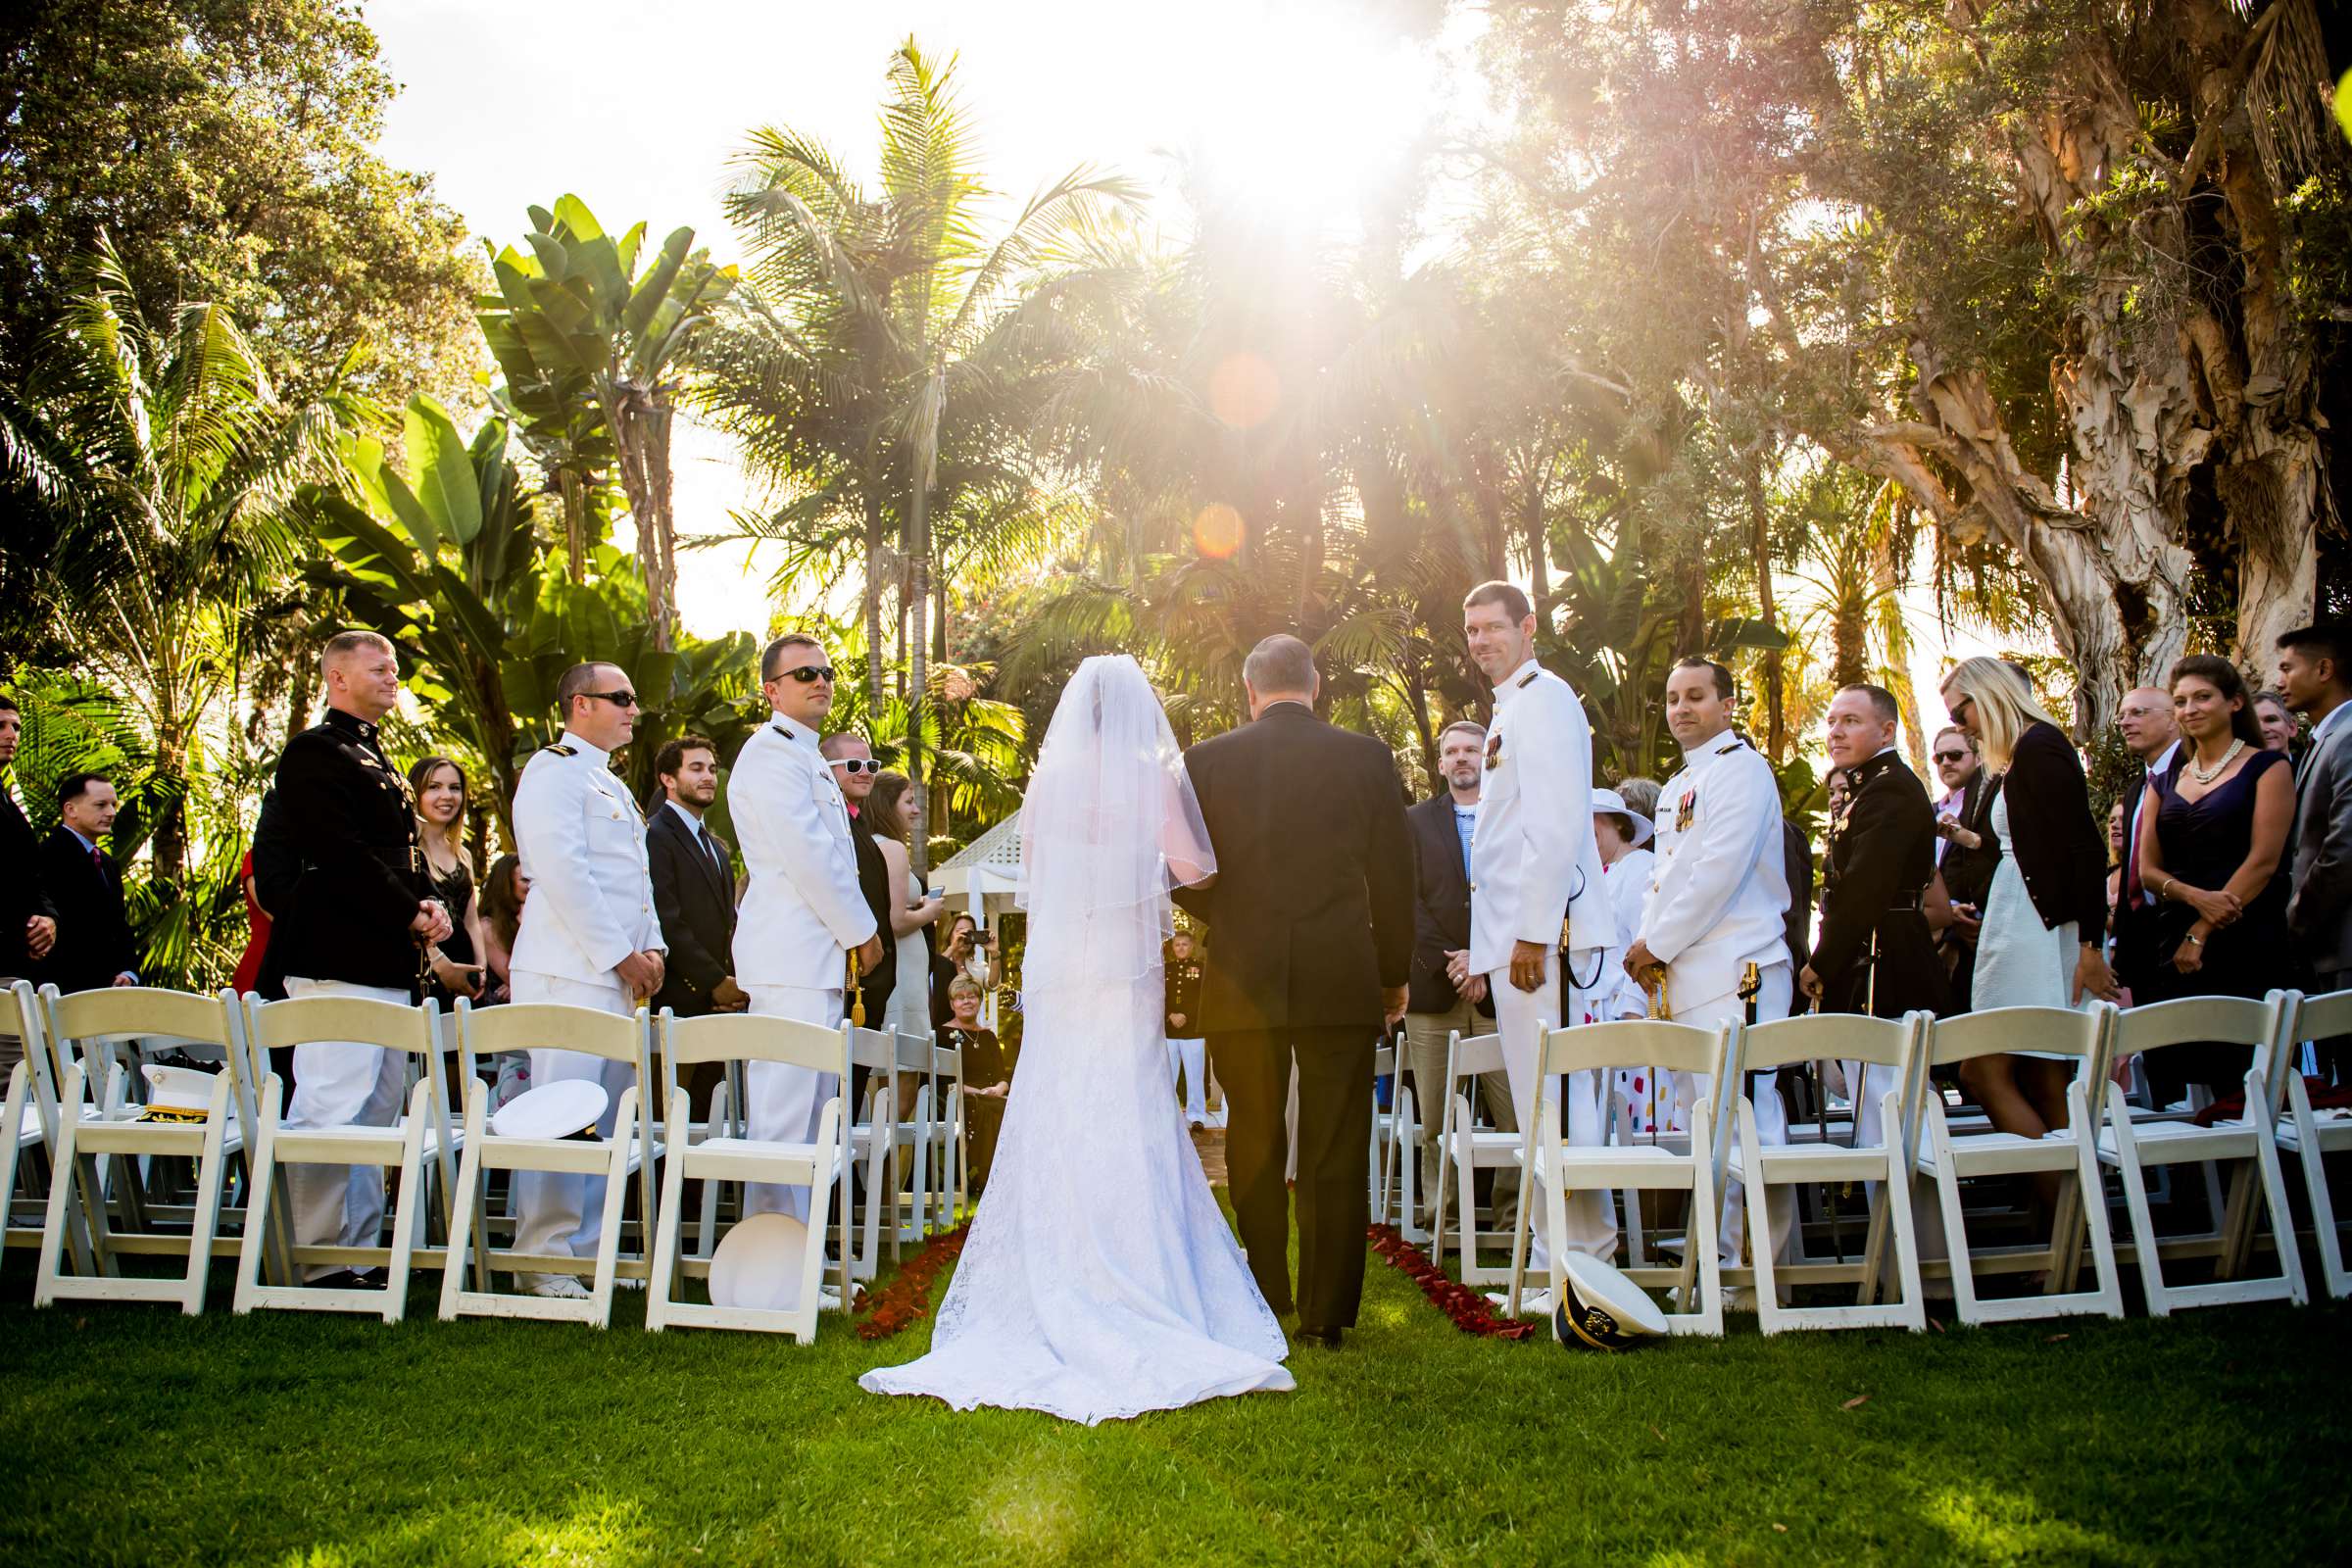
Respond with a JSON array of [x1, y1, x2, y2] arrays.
[[2186, 738, 2245, 785]]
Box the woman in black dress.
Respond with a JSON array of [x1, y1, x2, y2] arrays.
[[2134, 656, 2295, 1100], [409, 756, 489, 1005]]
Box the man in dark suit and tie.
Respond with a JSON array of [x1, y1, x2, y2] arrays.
[[0, 694, 59, 994], [37, 771, 139, 993], [647, 735, 745, 1019], [1400, 718, 1509, 1226], [1176, 634, 1413, 1348]]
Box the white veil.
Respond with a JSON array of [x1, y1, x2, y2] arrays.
[[1017, 655, 1214, 995]]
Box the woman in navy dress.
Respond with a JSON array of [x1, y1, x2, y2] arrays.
[[2134, 655, 2296, 1101]]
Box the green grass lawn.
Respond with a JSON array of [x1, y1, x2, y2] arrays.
[[2, 1234, 2345, 1567]]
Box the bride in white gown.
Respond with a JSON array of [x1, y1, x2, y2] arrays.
[[858, 655, 1294, 1424]]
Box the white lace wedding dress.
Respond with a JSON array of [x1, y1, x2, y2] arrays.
[[858, 656, 1294, 1424]]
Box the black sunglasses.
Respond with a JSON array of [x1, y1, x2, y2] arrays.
[[1933, 749, 1969, 763], [773, 664, 836, 685], [583, 689, 639, 709], [829, 757, 879, 774]]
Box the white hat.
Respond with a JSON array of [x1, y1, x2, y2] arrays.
[[1592, 788, 1654, 847], [710, 1212, 810, 1311], [490, 1079, 608, 1141], [1551, 1251, 1669, 1349], [138, 1063, 220, 1122]]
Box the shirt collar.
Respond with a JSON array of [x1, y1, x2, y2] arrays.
[[665, 799, 707, 834], [1493, 658, 1544, 706], [561, 728, 611, 767], [325, 707, 381, 745], [2314, 705, 2352, 748], [1675, 724, 1737, 765], [2149, 738, 2181, 772], [66, 824, 99, 854]]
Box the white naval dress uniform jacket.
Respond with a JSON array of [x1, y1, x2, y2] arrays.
[[729, 713, 878, 1218], [1469, 658, 1618, 1270], [1642, 730, 1795, 1265], [509, 733, 666, 1264]]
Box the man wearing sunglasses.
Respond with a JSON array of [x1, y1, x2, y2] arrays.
[[731, 632, 885, 1222], [508, 659, 669, 1298], [1930, 724, 1997, 1010]]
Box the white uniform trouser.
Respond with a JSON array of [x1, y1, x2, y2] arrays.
[[281, 976, 412, 1282], [1167, 1037, 1207, 1123], [509, 971, 636, 1265], [1488, 948, 1616, 1271], [743, 985, 843, 1219], [1672, 963, 1794, 1265]]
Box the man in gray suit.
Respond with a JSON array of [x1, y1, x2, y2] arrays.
[[2280, 621, 2352, 1080]]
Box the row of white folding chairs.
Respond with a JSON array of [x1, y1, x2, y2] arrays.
[[2, 981, 956, 1342], [1427, 990, 2336, 1336]]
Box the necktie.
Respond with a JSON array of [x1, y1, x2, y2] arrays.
[[90, 843, 107, 878], [702, 827, 727, 886], [2124, 766, 2149, 904]]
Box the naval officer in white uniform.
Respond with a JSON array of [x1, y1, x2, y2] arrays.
[[1625, 657, 1795, 1271], [730, 632, 883, 1219], [1461, 581, 1618, 1305], [509, 662, 668, 1298]]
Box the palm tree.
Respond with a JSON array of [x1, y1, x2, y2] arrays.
[[713, 38, 1140, 873], [0, 240, 357, 880]]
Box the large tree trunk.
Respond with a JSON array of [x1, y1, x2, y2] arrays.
[[606, 385, 676, 652], [1847, 6, 2337, 737], [1745, 453, 1787, 761], [906, 469, 931, 881], [862, 490, 886, 710]]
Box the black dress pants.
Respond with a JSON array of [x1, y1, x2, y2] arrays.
[[1207, 1024, 1374, 1333]]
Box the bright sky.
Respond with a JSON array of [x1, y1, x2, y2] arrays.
[[367, 0, 2003, 746]]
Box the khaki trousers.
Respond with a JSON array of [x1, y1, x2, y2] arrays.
[[1400, 999, 1518, 1230]]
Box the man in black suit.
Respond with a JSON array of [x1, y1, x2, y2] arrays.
[[1400, 719, 1510, 1226], [647, 735, 744, 1019], [1175, 634, 1413, 1348], [271, 629, 450, 1287], [0, 694, 59, 991], [818, 733, 903, 1034], [37, 771, 138, 993], [1802, 685, 1950, 1148], [1928, 725, 2000, 1010]]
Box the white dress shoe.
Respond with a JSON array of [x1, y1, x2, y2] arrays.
[[1485, 1288, 1554, 1317], [519, 1273, 592, 1299]]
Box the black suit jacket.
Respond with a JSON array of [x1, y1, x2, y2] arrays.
[[648, 804, 738, 1017], [36, 827, 136, 993], [270, 709, 431, 995], [249, 788, 300, 1002], [1782, 816, 1815, 972], [1816, 752, 1950, 1018], [1174, 703, 1413, 1034], [2002, 721, 2109, 936], [1404, 794, 1488, 1016], [1, 780, 55, 976], [847, 820, 900, 1028], [1936, 767, 2002, 913]]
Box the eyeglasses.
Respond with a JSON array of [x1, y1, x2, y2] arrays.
[[583, 690, 639, 709], [772, 664, 836, 685], [829, 758, 879, 774], [1948, 696, 1975, 725], [1933, 749, 1969, 763]]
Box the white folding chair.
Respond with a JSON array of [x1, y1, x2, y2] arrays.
[[891, 1029, 936, 1246], [647, 1010, 850, 1341], [232, 994, 457, 1320], [2099, 992, 2307, 1313], [3, 980, 95, 1273], [928, 1038, 964, 1231], [1430, 1029, 1519, 1286], [1913, 1006, 2125, 1325], [1504, 1018, 1736, 1336], [2277, 988, 2352, 1298], [32, 987, 247, 1314], [839, 1025, 902, 1280], [437, 1000, 658, 1326], [1732, 1012, 1932, 1334]]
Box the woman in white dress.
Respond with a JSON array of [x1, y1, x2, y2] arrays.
[[860, 655, 1294, 1424], [1938, 659, 2119, 1165]]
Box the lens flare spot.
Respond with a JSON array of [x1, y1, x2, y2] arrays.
[[1193, 503, 1246, 559], [1207, 353, 1282, 428]]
